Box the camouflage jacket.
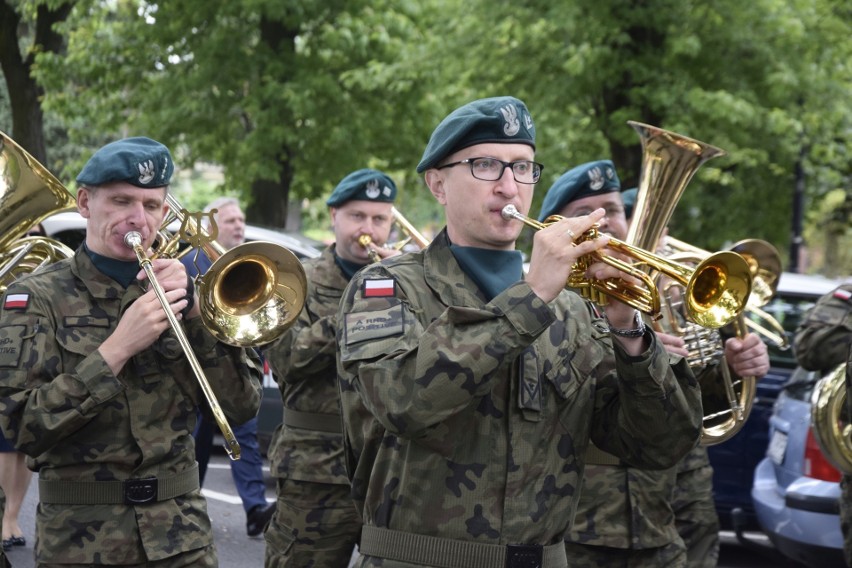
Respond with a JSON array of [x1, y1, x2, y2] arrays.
[[266, 245, 349, 484], [794, 283, 852, 372], [337, 230, 701, 547], [0, 249, 261, 564], [566, 360, 719, 549]]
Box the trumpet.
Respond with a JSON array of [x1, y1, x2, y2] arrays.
[[125, 231, 241, 460], [358, 234, 383, 263], [501, 204, 753, 329], [358, 207, 431, 263]]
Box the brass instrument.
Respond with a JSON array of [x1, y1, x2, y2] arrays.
[[358, 207, 431, 263], [125, 231, 241, 460], [501, 204, 753, 329], [153, 194, 308, 347], [391, 207, 430, 250], [358, 234, 383, 263], [624, 121, 760, 445], [664, 236, 790, 350], [811, 364, 852, 473], [0, 131, 76, 291]]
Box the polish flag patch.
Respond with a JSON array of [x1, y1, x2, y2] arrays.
[[4, 293, 29, 310], [364, 278, 395, 298], [834, 288, 852, 302]]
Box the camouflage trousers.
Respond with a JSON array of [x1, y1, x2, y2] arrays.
[[672, 463, 720, 568], [840, 474, 852, 568], [563, 541, 686, 568], [38, 544, 217, 567], [264, 478, 361, 567]]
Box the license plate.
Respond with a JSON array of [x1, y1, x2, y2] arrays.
[[767, 430, 788, 465]]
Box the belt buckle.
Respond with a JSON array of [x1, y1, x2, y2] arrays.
[[506, 544, 543, 568], [124, 477, 158, 505]]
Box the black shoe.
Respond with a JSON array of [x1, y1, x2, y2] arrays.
[[1, 539, 10, 552], [246, 503, 275, 537]]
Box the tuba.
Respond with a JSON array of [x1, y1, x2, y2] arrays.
[[152, 194, 308, 348], [811, 363, 852, 473], [0, 131, 76, 291], [625, 121, 756, 445]]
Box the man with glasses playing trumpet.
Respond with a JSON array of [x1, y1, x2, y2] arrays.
[[0, 137, 261, 567], [335, 96, 702, 568], [539, 160, 769, 568], [264, 168, 401, 566]]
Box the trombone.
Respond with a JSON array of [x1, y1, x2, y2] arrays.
[[125, 231, 241, 461], [154, 195, 307, 347], [501, 204, 753, 329]]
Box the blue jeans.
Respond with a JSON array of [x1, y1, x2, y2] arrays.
[[194, 413, 268, 513]]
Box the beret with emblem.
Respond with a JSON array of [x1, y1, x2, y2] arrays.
[[76, 137, 174, 189], [621, 187, 638, 219], [538, 160, 621, 221], [416, 96, 536, 173], [326, 168, 398, 207]]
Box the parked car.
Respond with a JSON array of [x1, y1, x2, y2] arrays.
[[707, 271, 845, 534], [751, 357, 850, 563], [37, 210, 324, 455]]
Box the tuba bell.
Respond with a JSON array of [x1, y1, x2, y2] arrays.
[[152, 194, 308, 348], [811, 363, 852, 474], [0, 131, 76, 291], [624, 121, 757, 446]]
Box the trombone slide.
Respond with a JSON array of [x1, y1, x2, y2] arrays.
[[125, 231, 241, 461]]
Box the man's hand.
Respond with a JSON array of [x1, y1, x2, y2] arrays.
[[725, 332, 770, 378], [526, 209, 607, 304], [656, 331, 691, 359]]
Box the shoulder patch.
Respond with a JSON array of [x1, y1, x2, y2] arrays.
[[3, 294, 29, 310], [363, 278, 395, 298], [344, 305, 404, 345], [834, 289, 852, 302]]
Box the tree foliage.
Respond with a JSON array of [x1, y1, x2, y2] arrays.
[[2, 0, 850, 273]]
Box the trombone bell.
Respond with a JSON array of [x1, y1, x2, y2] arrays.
[[199, 241, 308, 347]]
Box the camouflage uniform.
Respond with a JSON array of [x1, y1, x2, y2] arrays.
[[264, 245, 361, 566], [337, 231, 702, 568], [565, 362, 724, 568], [0, 250, 261, 565], [793, 283, 852, 567]]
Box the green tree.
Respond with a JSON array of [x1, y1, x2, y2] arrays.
[[35, 0, 447, 229], [0, 0, 73, 164]]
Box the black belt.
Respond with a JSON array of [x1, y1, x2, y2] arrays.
[[359, 526, 568, 568], [39, 464, 199, 505], [282, 408, 342, 433]]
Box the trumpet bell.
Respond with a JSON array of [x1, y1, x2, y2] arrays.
[[198, 241, 307, 347], [729, 239, 782, 308], [686, 251, 753, 329]]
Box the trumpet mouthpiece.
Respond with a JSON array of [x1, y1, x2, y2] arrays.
[[124, 231, 143, 248], [501, 204, 519, 219]]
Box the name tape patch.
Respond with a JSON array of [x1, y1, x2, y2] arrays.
[[344, 305, 404, 345], [363, 278, 395, 298]]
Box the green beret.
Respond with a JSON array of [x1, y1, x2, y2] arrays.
[[326, 168, 398, 207], [77, 137, 173, 189], [416, 96, 536, 173], [538, 160, 621, 221], [621, 187, 638, 219]]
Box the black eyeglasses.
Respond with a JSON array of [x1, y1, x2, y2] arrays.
[[437, 157, 543, 184]]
